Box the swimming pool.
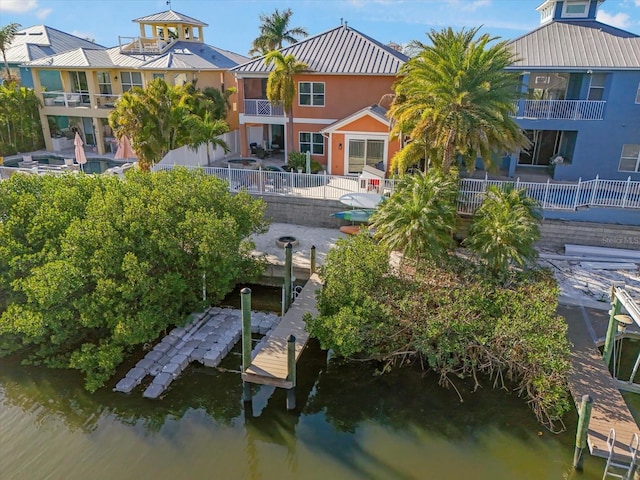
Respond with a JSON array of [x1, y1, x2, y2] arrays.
[[4, 155, 126, 174]]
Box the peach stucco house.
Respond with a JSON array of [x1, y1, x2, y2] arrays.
[[232, 24, 408, 175]]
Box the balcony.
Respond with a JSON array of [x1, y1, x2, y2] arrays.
[[42, 91, 90, 108], [244, 99, 284, 117], [94, 94, 121, 108], [516, 100, 606, 120], [118, 36, 174, 54]]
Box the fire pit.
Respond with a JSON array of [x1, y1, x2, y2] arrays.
[[275, 236, 299, 248]]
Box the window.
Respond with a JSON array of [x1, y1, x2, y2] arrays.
[[618, 144, 640, 172], [299, 82, 324, 106], [299, 132, 324, 155], [97, 72, 112, 95], [121, 71, 143, 92], [152, 73, 165, 81], [347, 138, 385, 173], [588, 73, 606, 101], [562, 1, 588, 17]]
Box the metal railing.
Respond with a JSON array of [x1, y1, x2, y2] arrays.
[[458, 174, 640, 214], [243, 99, 284, 117], [118, 36, 173, 54], [42, 91, 90, 108], [93, 94, 121, 108], [517, 100, 606, 120]]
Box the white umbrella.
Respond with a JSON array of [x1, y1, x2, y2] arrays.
[[74, 132, 87, 172]]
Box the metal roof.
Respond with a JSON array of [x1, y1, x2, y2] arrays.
[[508, 21, 640, 69], [132, 10, 208, 27], [6, 25, 101, 63], [25, 41, 248, 71], [233, 25, 408, 75]]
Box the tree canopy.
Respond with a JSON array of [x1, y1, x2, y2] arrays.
[[108, 79, 229, 170], [0, 23, 20, 82], [249, 8, 308, 57], [389, 27, 528, 173], [0, 168, 268, 392], [0, 83, 44, 155], [307, 233, 570, 430]]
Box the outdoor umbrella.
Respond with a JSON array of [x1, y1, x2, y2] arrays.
[[115, 135, 137, 160], [74, 132, 87, 172]]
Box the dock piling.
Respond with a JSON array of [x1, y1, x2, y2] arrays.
[[284, 243, 293, 312], [573, 394, 593, 470], [603, 296, 622, 367], [310, 245, 316, 275], [286, 334, 296, 410], [241, 287, 252, 402]]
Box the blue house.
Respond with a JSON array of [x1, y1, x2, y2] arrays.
[[505, 0, 640, 181]]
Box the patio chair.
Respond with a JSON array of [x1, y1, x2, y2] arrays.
[[255, 146, 266, 159], [250, 143, 258, 155]]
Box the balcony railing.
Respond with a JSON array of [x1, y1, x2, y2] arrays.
[[244, 99, 284, 117], [516, 100, 606, 120], [93, 94, 121, 108], [42, 91, 90, 108], [118, 36, 174, 54]]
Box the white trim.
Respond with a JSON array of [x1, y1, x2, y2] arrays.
[[635, 82, 640, 104], [292, 117, 337, 125], [561, 0, 589, 18], [298, 81, 325, 107], [240, 114, 289, 125], [344, 133, 388, 174], [320, 109, 390, 134]]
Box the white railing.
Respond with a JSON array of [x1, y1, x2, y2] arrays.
[[243, 99, 284, 117], [118, 36, 173, 54], [518, 100, 606, 120], [458, 175, 640, 214], [42, 91, 89, 108], [152, 165, 639, 213], [93, 94, 121, 108]]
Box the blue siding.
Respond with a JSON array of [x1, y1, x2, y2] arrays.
[[514, 70, 640, 181]]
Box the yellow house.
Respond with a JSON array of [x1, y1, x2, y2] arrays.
[[23, 9, 247, 155]]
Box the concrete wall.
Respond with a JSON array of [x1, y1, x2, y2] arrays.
[[259, 195, 640, 251]]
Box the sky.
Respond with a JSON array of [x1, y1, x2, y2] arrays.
[[1, 0, 640, 56]]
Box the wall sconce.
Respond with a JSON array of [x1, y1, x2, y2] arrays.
[[114, 76, 118, 80], [338, 143, 342, 150]]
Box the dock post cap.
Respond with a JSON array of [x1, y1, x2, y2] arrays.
[[241, 287, 252, 294], [288, 334, 296, 343]]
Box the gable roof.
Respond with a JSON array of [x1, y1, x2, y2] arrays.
[[508, 20, 640, 69], [233, 25, 408, 75], [132, 10, 208, 27], [321, 104, 390, 134], [24, 41, 248, 71], [6, 25, 102, 64]]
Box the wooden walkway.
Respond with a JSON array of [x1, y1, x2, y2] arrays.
[[560, 305, 640, 461], [242, 273, 322, 388]]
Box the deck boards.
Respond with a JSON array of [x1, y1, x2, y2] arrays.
[[560, 305, 640, 461], [242, 273, 322, 388]]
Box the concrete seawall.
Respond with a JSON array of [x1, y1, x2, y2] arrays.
[[256, 195, 640, 251]]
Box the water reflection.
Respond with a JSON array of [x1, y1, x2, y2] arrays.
[[0, 339, 607, 480]]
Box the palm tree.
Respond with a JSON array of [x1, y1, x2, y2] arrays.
[[109, 78, 229, 170], [265, 51, 307, 159], [369, 169, 459, 266], [463, 186, 541, 276], [249, 8, 308, 57], [389, 27, 528, 173], [0, 23, 21, 82]]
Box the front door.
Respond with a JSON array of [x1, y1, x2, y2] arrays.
[[346, 138, 385, 174]]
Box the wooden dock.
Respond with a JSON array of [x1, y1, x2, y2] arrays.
[[242, 273, 322, 388], [560, 305, 640, 460]]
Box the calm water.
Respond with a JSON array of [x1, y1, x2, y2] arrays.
[[0, 335, 610, 480], [0, 287, 613, 480]]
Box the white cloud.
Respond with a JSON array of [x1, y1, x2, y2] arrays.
[[597, 9, 631, 29], [36, 8, 52, 20], [0, 0, 38, 13], [444, 0, 492, 12]]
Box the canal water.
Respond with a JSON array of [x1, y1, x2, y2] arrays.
[[0, 285, 614, 479]]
